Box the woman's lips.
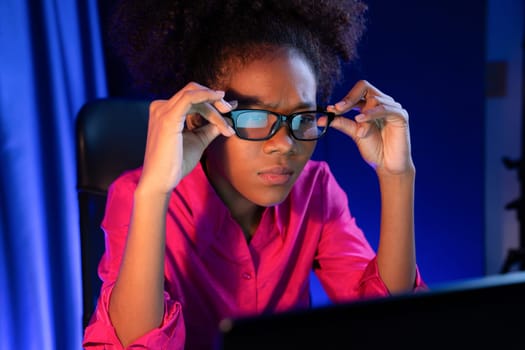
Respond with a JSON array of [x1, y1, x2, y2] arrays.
[[257, 167, 294, 185]]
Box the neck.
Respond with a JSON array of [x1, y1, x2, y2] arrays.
[[231, 205, 264, 242], [202, 158, 264, 240]]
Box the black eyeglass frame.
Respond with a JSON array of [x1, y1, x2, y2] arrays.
[[222, 108, 336, 141]]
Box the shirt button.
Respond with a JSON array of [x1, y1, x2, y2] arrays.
[[241, 272, 252, 280]]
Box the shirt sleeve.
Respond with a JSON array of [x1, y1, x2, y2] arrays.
[[81, 171, 186, 349], [312, 162, 427, 303]]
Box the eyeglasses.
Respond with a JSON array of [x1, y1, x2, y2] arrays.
[[223, 108, 335, 141]]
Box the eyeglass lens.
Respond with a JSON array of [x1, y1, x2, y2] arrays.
[[233, 110, 329, 140]]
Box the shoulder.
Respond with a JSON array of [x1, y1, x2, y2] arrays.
[[103, 167, 142, 228], [107, 167, 142, 211], [107, 167, 142, 196]]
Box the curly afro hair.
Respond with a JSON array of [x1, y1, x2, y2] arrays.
[[107, 0, 368, 102]]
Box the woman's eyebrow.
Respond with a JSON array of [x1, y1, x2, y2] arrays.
[[225, 91, 265, 107], [237, 98, 267, 108]]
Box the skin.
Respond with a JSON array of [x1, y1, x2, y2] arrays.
[[108, 47, 416, 347]]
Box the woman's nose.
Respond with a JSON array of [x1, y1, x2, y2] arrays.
[[263, 124, 295, 154]]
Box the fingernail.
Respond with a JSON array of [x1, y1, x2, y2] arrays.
[[228, 100, 238, 109], [355, 114, 365, 122], [221, 100, 233, 108], [327, 105, 340, 113], [215, 90, 225, 97], [335, 100, 346, 109]]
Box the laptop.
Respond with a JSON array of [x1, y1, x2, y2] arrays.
[[215, 272, 525, 349]]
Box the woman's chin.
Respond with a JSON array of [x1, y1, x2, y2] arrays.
[[249, 189, 292, 208]]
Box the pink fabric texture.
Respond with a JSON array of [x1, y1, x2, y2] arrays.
[[82, 160, 425, 349]]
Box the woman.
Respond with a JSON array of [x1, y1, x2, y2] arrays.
[[83, 0, 425, 348]]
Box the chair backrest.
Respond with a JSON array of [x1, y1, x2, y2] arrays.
[[75, 97, 150, 329]]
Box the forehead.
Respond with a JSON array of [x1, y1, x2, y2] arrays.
[[225, 48, 317, 111]]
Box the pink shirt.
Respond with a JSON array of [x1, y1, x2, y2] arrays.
[[82, 160, 425, 349]]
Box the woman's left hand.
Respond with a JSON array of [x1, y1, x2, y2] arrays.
[[326, 80, 414, 176]]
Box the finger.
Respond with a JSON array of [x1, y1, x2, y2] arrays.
[[333, 95, 388, 115], [327, 93, 399, 117], [355, 104, 409, 124], [173, 88, 235, 137], [363, 95, 401, 110], [191, 122, 222, 148], [166, 81, 211, 107], [324, 115, 359, 140], [189, 99, 235, 137], [186, 113, 207, 131], [227, 100, 238, 110], [165, 81, 229, 117], [356, 120, 374, 138], [210, 99, 238, 113], [328, 115, 375, 140], [327, 80, 400, 115], [212, 98, 235, 114], [329, 80, 380, 112], [157, 85, 225, 119]]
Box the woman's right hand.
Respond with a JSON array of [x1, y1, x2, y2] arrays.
[[138, 82, 236, 195]]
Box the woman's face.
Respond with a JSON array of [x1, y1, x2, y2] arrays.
[[205, 48, 318, 209]]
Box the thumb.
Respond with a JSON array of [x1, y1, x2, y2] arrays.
[[328, 116, 360, 141], [193, 122, 223, 148], [181, 123, 224, 179]]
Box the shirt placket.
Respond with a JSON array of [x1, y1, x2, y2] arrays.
[[238, 258, 258, 313]]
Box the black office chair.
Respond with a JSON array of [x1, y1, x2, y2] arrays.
[[75, 97, 151, 330]]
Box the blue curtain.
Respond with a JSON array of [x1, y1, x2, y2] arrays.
[[0, 1, 106, 349]]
